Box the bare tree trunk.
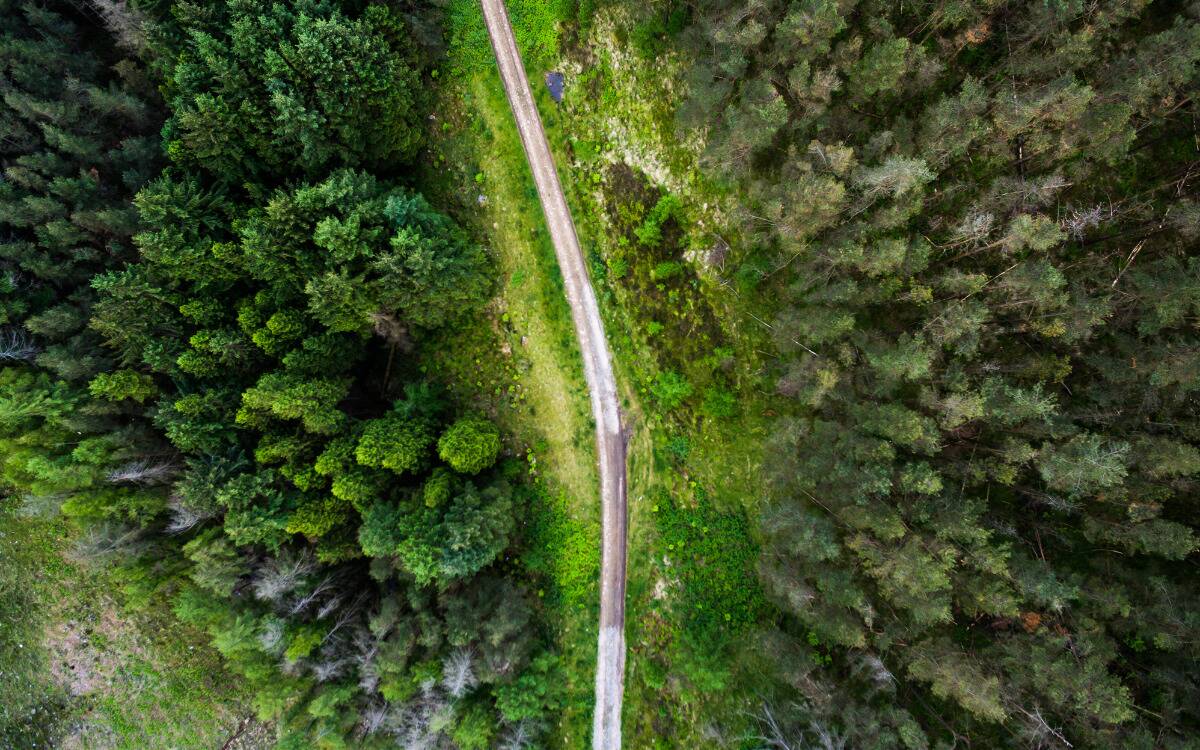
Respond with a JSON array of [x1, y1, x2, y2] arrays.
[[382, 342, 397, 395], [219, 718, 248, 750]]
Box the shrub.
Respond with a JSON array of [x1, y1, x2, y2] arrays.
[[635, 193, 682, 248], [666, 434, 691, 461], [650, 371, 693, 411], [438, 416, 502, 474], [607, 256, 629, 279], [651, 261, 683, 281]]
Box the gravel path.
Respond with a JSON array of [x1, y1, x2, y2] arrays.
[[478, 2, 628, 748]]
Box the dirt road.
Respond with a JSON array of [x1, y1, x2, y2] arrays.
[[478, 2, 628, 748]]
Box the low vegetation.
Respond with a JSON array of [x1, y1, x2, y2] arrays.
[[0, 496, 257, 748]]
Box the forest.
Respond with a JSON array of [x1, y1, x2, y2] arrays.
[[1, 0, 1198, 749], [672, 0, 1200, 747], [0, 1, 559, 747]]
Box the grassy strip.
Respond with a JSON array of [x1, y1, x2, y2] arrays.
[[0, 497, 68, 747], [445, 0, 577, 79]]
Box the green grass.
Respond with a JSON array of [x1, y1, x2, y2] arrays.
[[445, 0, 576, 78], [422, 47, 596, 497], [523, 485, 600, 615], [650, 484, 767, 638], [520, 484, 601, 739], [0, 497, 69, 747], [0, 498, 258, 749]]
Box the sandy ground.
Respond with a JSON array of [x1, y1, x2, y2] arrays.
[[478, 2, 629, 748]]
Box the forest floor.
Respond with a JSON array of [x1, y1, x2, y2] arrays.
[[0, 499, 265, 749]]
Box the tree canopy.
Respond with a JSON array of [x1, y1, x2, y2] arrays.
[[679, 0, 1200, 746]]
